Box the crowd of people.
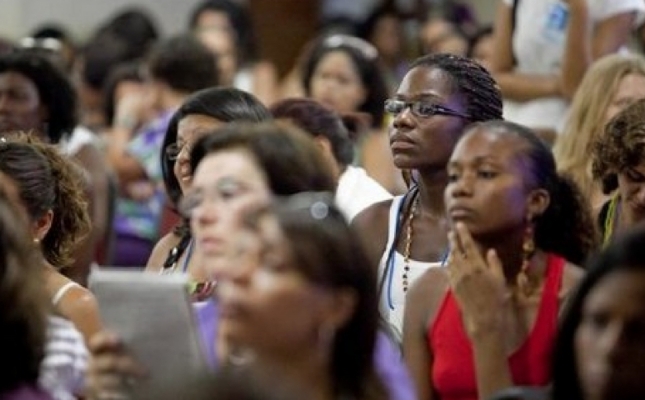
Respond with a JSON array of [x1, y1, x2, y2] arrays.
[[2, 0, 645, 399]]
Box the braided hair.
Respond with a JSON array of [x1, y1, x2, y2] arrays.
[[410, 53, 503, 122]]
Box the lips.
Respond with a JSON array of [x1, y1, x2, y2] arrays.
[[197, 236, 225, 255], [447, 205, 475, 220], [389, 133, 416, 152]]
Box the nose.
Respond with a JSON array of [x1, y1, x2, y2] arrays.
[[392, 105, 415, 131], [447, 174, 474, 199], [192, 200, 219, 227]]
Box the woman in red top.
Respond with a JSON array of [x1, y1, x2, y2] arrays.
[[403, 120, 598, 400]]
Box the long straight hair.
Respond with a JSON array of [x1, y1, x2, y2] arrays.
[[554, 54, 645, 200]]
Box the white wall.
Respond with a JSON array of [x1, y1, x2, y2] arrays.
[[0, 0, 202, 41], [0, 0, 497, 42]]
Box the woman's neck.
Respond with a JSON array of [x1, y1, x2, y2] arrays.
[[475, 230, 546, 286], [415, 168, 449, 217], [254, 352, 335, 400]]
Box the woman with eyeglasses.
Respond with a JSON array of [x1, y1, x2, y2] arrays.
[[145, 87, 271, 290], [405, 120, 596, 400], [353, 53, 504, 339]]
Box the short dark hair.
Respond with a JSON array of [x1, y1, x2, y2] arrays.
[[302, 35, 388, 129], [0, 50, 77, 143], [552, 224, 645, 400], [96, 7, 159, 59], [270, 98, 354, 166], [465, 120, 597, 265], [148, 34, 219, 94], [190, 122, 337, 196], [162, 88, 271, 210], [410, 53, 503, 123]]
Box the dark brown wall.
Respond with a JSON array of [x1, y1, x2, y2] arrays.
[[249, 0, 321, 78]]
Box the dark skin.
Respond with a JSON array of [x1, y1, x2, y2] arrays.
[[353, 65, 467, 270], [403, 128, 584, 400]]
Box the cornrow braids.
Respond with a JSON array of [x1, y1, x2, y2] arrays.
[[592, 98, 645, 194], [410, 53, 503, 123]]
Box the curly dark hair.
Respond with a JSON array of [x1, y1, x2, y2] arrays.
[[0, 134, 91, 268], [0, 50, 77, 143], [0, 176, 48, 393], [410, 53, 503, 123], [552, 224, 645, 400], [467, 120, 598, 265], [592, 98, 645, 194]]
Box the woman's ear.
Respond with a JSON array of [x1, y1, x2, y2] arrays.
[[31, 209, 53, 242], [527, 188, 550, 219]]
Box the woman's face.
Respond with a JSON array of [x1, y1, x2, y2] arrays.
[[605, 73, 645, 125], [0, 71, 47, 135], [195, 10, 238, 85], [309, 50, 367, 114], [218, 212, 342, 358], [187, 149, 271, 279], [370, 15, 403, 61], [389, 66, 469, 170], [617, 161, 645, 223], [575, 269, 645, 400], [173, 114, 224, 193], [445, 128, 544, 236]]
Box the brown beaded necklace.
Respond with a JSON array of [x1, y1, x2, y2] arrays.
[[402, 194, 419, 293]]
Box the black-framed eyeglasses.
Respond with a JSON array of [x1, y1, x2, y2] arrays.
[[165, 143, 190, 161], [384, 99, 471, 120]]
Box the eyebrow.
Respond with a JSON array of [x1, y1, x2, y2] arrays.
[[394, 92, 445, 102]]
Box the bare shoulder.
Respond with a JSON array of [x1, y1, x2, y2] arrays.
[[559, 262, 585, 299], [408, 267, 449, 305], [145, 232, 182, 272], [351, 199, 394, 267], [58, 284, 102, 339], [406, 267, 450, 328]]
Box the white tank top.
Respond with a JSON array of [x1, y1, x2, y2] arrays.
[[378, 195, 442, 337]]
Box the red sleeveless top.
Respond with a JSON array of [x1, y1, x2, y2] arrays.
[[429, 253, 564, 400]]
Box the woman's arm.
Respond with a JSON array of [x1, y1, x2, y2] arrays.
[[447, 225, 514, 400], [489, 1, 561, 101], [402, 275, 434, 400]]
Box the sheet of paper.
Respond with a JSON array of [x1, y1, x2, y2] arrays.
[[89, 269, 209, 398]]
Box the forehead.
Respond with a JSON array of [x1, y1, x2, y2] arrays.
[[192, 148, 268, 188], [0, 71, 38, 89], [177, 115, 223, 139], [317, 50, 357, 70], [451, 128, 523, 163], [396, 66, 456, 100], [585, 269, 645, 312]]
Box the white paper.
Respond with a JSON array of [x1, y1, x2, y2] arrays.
[[89, 269, 208, 398]]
